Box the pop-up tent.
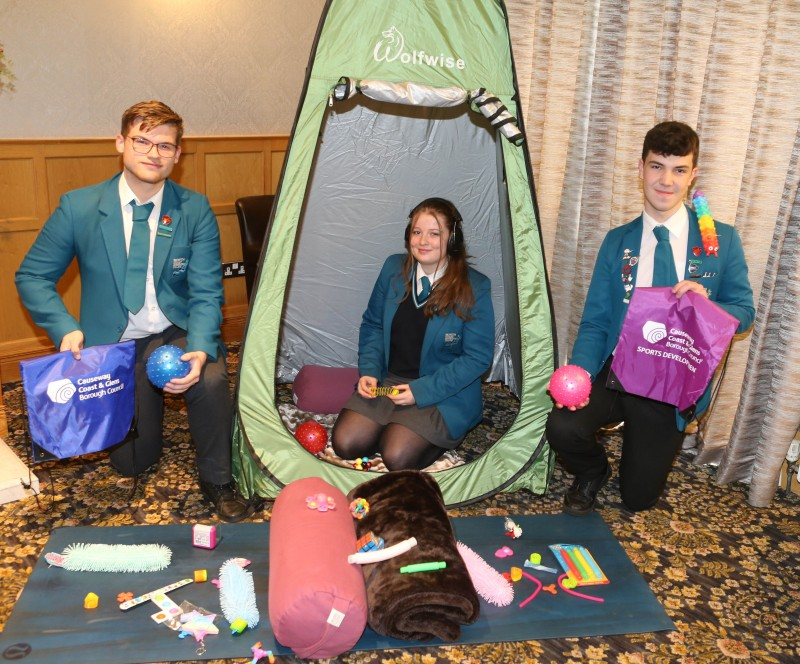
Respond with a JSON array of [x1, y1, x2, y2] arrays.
[[233, 0, 556, 506]]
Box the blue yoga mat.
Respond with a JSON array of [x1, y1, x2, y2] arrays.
[[0, 514, 673, 663]]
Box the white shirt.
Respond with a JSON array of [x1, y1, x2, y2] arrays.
[[636, 206, 689, 288], [415, 261, 448, 297], [118, 174, 172, 339]]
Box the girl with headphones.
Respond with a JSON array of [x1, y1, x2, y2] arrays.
[[332, 197, 495, 470]]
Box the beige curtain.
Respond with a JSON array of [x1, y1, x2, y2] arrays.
[[506, 0, 800, 506]]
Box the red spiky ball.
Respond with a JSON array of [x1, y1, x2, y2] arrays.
[[294, 421, 328, 454]]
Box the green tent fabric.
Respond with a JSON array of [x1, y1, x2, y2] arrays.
[[234, 0, 556, 506]]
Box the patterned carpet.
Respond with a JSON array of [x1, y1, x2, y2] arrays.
[[1, 346, 798, 663]]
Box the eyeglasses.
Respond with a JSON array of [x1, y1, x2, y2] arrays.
[[127, 135, 178, 158]]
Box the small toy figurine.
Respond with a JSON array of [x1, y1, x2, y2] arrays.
[[504, 517, 522, 539], [251, 641, 276, 663]]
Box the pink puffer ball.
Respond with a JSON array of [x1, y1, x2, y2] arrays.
[[548, 365, 591, 408]]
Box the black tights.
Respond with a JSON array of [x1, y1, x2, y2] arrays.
[[332, 409, 445, 471]]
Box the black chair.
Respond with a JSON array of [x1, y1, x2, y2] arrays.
[[235, 194, 275, 301]]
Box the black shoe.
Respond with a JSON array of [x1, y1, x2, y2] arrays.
[[199, 480, 254, 523], [563, 464, 611, 516]]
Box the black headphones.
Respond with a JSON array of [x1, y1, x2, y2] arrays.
[[404, 197, 464, 256]]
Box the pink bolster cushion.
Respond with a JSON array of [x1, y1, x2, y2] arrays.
[[269, 477, 367, 659], [292, 365, 360, 414]]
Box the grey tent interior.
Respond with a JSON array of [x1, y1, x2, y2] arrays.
[[233, 0, 556, 506]]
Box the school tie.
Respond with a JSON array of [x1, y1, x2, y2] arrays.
[[652, 225, 678, 287], [123, 201, 154, 313], [419, 275, 431, 301]]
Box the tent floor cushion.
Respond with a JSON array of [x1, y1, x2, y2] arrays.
[[292, 365, 360, 414]]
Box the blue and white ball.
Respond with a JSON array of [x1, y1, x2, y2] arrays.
[[145, 344, 191, 389]]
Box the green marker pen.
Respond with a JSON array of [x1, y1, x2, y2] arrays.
[[399, 561, 447, 573]]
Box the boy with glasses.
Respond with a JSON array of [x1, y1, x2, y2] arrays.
[[16, 101, 255, 521]]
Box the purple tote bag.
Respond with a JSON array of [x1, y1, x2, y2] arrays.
[[610, 287, 738, 411]]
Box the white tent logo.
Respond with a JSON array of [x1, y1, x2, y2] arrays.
[[373, 26, 405, 63], [46, 378, 76, 404], [373, 26, 466, 70], [642, 321, 667, 344]]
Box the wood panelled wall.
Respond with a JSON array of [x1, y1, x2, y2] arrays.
[[0, 136, 288, 384]]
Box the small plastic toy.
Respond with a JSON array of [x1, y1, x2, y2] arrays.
[[370, 386, 400, 397], [84, 592, 99, 609], [548, 365, 591, 408], [119, 578, 194, 611], [178, 607, 219, 656], [353, 456, 372, 470], [219, 558, 260, 632], [456, 541, 514, 607], [192, 524, 217, 549], [117, 592, 134, 603], [251, 642, 276, 664], [549, 543, 609, 586], [510, 566, 523, 582], [349, 497, 369, 519], [178, 612, 219, 641], [558, 573, 604, 602], [230, 618, 249, 634], [194, 569, 208, 583], [495, 545, 513, 558], [294, 421, 328, 454], [145, 344, 191, 389], [347, 536, 417, 564], [45, 542, 172, 573], [356, 531, 384, 553], [504, 517, 522, 539], [400, 561, 446, 573], [518, 571, 543, 608], [524, 559, 559, 574], [306, 493, 336, 511]]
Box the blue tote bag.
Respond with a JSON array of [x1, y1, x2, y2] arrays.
[[19, 341, 135, 460]]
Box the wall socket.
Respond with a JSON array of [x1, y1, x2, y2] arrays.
[[222, 262, 246, 279]]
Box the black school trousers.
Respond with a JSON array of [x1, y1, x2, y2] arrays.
[[109, 326, 232, 484], [546, 358, 684, 512]]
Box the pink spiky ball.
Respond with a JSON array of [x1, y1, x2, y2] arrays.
[[548, 365, 591, 408]]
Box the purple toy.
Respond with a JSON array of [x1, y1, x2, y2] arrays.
[[145, 344, 191, 389], [548, 365, 591, 408]]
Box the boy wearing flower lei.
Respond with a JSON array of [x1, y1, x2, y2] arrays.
[[546, 121, 754, 516]]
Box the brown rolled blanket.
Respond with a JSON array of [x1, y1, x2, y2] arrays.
[[347, 470, 480, 642]]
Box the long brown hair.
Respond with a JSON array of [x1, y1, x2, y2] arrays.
[[401, 198, 475, 320]]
